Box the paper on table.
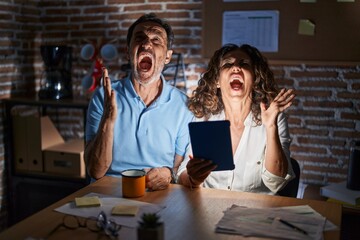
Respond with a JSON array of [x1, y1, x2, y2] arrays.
[[215, 205, 337, 240], [275, 205, 337, 231], [55, 192, 165, 228]]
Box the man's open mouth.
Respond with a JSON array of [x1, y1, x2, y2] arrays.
[[138, 53, 153, 71]]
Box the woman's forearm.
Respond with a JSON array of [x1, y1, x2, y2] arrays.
[[264, 125, 288, 177]]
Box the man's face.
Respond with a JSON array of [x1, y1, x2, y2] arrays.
[[128, 21, 173, 86]]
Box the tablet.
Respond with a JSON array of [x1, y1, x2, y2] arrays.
[[189, 120, 235, 171]]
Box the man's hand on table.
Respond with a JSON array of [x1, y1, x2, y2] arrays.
[[145, 167, 172, 191]]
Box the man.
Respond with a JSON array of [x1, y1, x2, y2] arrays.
[[85, 13, 193, 191]]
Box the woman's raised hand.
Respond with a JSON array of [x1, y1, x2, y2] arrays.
[[260, 88, 295, 128]]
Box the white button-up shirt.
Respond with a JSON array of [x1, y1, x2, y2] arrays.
[[177, 111, 294, 195]]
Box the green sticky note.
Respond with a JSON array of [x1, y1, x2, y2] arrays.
[[111, 205, 139, 216], [298, 19, 315, 36], [75, 196, 101, 208]]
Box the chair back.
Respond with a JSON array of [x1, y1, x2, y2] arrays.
[[278, 158, 300, 198]]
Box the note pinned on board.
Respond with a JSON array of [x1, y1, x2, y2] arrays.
[[298, 19, 315, 36]]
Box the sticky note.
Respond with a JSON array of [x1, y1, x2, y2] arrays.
[[298, 19, 315, 36], [75, 196, 101, 208], [111, 205, 139, 216]]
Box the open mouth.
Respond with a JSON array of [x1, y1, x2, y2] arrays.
[[138, 53, 153, 71], [230, 79, 243, 90]]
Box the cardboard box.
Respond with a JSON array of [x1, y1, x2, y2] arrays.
[[43, 139, 85, 178], [12, 116, 64, 173]]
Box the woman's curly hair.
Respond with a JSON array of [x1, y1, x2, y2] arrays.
[[188, 43, 279, 125]]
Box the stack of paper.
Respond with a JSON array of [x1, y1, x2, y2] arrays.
[[320, 181, 360, 206], [215, 205, 337, 240]]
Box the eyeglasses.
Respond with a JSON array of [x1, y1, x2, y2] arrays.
[[45, 211, 121, 239]]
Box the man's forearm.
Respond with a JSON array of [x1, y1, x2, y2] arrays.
[[85, 120, 114, 179]]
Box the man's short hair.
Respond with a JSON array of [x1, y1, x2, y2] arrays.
[[126, 13, 174, 49]]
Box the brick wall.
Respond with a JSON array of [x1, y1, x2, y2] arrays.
[[271, 63, 360, 184], [0, 0, 359, 229]]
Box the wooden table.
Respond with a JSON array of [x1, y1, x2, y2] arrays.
[[0, 176, 341, 240], [303, 184, 360, 240]]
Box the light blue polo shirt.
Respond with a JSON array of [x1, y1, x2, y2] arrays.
[[85, 75, 194, 177]]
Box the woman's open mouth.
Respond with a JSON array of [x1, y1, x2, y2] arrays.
[[230, 79, 243, 90]]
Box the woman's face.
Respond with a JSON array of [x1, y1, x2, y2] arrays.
[[217, 48, 254, 101]]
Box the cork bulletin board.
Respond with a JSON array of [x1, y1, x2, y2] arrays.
[[202, 0, 360, 62]]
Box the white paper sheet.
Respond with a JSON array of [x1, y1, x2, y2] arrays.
[[54, 192, 165, 228], [215, 205, 338, 240], [222, 10, 279, 52]]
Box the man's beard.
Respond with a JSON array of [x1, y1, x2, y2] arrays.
[[134, 71, 159, 86], [133, 64, 164, 86]]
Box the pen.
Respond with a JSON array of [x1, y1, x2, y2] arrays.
[[277, 218, 308, 235]]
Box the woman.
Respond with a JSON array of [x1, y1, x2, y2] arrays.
[[176, 44, 296, 195]]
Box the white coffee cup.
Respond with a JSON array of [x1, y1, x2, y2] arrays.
[[100, 44, 118, 61], [81, 74, 94, 90], [80, 43, 95, 60]]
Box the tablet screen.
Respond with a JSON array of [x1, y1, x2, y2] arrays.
[[189, 120, 235, 171]]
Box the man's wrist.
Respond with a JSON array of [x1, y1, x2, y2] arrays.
[[163, 166, 175, 183]]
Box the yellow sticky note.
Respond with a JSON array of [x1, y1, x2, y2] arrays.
[[75, 196, 101, 208], [111, 205, 139, 216], [298, 19, 315, 36]]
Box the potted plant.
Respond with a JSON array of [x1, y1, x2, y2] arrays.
[[137, 213, 164, 240]]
